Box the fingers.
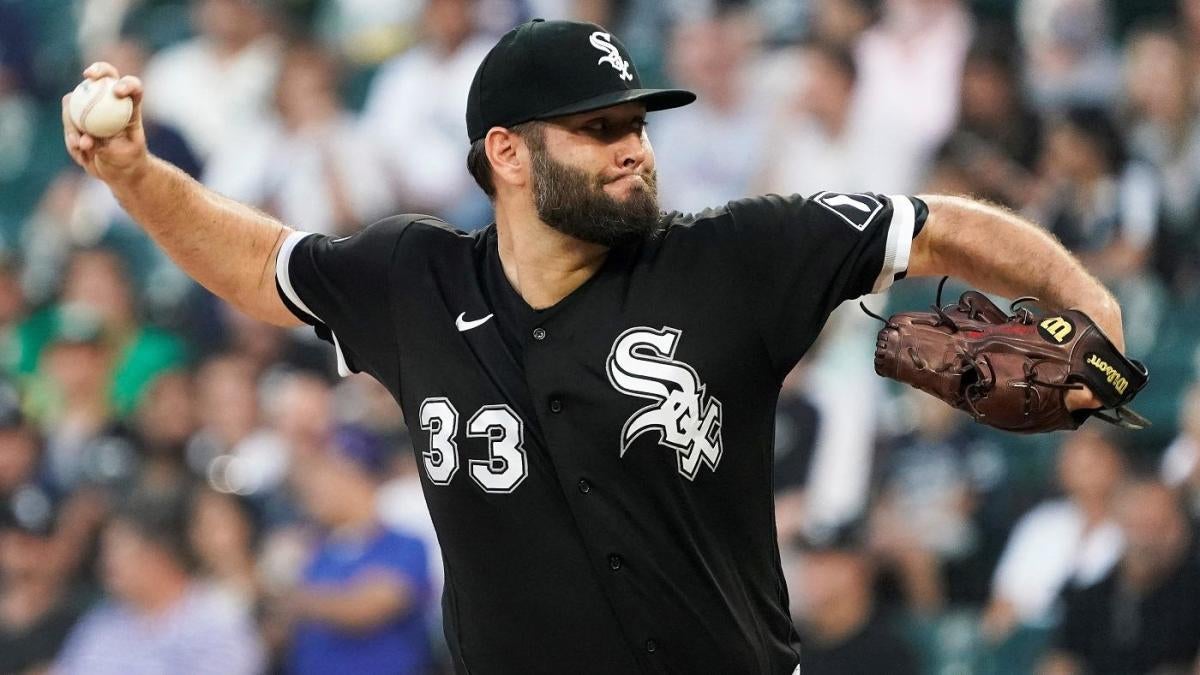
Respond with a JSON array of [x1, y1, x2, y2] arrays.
[[113, 75, 144, 130], [61, 93, 86, 165], [112, 75, 143, 103], [82, 62, 120, 81]]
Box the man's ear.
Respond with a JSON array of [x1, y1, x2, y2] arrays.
[[486, 127, 527, 192]]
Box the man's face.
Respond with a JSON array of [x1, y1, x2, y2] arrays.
[[524, 103, 662, 247], [101, 521, 156, 603]]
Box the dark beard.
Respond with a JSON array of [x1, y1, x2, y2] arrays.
[[529, 141, 662, 247]]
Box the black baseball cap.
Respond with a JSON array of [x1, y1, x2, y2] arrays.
[[466, 19, 696, 142]]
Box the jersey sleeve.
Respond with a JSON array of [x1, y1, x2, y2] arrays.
[[725, 192, 928, 372], [275, 217, 408, 380]]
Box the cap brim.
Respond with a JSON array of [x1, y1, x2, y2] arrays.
[[536, 88, 696, 121]]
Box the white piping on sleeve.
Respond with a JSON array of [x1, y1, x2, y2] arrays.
[[870, 195, 916, 294], [275, 230, 320, 322], [276, 230, 355, 377]]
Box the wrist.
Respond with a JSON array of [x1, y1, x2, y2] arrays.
[[110, 153, 156, 194]]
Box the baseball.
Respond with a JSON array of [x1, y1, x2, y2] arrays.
[[68, 77, 133, 138]]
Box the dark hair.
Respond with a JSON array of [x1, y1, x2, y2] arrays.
[[1060, 106, 1128, 170], [111, 489, 197, 571], [466, 121, 543, 199], [801, 39, 857, 85], [966, 22, 1021, 76]]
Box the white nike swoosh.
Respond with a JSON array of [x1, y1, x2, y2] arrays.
[[455, 312, 494, 332]]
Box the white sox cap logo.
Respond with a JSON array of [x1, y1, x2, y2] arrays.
[[589, 31, 633, 82], [606, 326, 723, 479]]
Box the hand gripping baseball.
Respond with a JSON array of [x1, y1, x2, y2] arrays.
[[867, 278, 1149, 433], [61, 62, 149, 186]]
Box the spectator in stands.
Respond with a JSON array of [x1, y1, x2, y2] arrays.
[[851, 0, 972, 194], [1016, 0, 1122, 109], [1184, 0, 1200, 105], [0, 255, 27, 371], [276, 425, 434, 675], [0, 381, 109, 593], [36, 307, 140, 496], [203, 42, 393, 237], [0, 3, 34, 96], [131, 370, 196, 495], [13, 248, 187, 422], [1040, 481, 1200, 675], [0, 490, 94, 674], [1162, 382, 1200, 518], [360, 0, 493, 227], [810, 0, 879, 47], [214, 300, 331, 377], [142, 0, 283, 160], [264, 371, 334, 463], [772, 363, 821, 545], [0, 4, 70, 246], [378, 432, 444, 613], [870, 390, 1010, 613], [931, 25, 1041, 208], [186, 354, 261, 468], [982, 429, 1126, 642], [758, 40, 878, 195], [1122, 24, 1200, 297], [198, 370, 333, 527], [652, 11, 769, 212], [788, 524, 920, 675], [189, 488, 262, 613], [311, 0, 424, 67], [1029, 108, 1159, 284], [55, 491, 265, 674], [20, 36, 202, 321], [0, 381, 39, 499]]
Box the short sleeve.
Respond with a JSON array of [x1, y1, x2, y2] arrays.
[[725, 192, 927, 372], [275, 217, 409, 380]]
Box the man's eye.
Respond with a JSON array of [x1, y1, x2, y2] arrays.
[[585, 121, 606, 132]]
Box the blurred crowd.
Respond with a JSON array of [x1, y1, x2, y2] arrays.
[[1, 0, 1200, 673]]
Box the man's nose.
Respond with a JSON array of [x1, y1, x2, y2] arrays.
[[616, 131, 647, 170]]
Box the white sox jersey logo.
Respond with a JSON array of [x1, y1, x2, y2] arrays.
[[813, 191, 883, 231], [606, 326, 723, 480], [589, 31, 633, 82]]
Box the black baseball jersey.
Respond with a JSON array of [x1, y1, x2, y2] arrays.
[[275, 191, 927, 674]]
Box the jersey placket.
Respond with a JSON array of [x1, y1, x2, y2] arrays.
[[520, 308, 667, 669]]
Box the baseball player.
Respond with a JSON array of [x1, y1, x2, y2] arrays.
[[64, 18, 1128, 675]]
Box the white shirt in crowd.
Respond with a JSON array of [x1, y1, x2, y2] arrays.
[[652, 99, 771, 214], [852, 2, 972, 189], [360, 35, 493, 219], [142, 36, 283, 161], [203, 114, 394, 236], [991, 499, 1124, 625], [55, 584, 265, 675]]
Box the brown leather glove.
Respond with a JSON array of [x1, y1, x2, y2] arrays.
[[870, 282, 1149, 433]]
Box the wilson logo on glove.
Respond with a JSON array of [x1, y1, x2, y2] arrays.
[[1037, 316, 1074, 343], [1086, 353, 1129, 395]]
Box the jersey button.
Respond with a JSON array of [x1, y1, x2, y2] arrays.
[[645, 639, 657, 653], [608, 554, 622, 571], [577, 479, 591, 494], [532, 327, 547, 341], [549, 398, 563, 413]]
